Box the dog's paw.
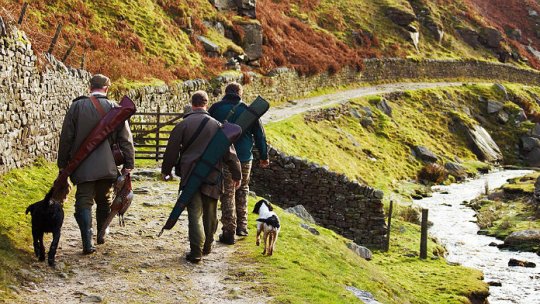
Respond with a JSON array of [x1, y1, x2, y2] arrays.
[[256, 240, 260, 246], [38, 255, 45, 262], [48, 259, 56, 267]]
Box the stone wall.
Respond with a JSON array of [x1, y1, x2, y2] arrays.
[[0, 27, 89, 173], [250, 147, 387, 248]]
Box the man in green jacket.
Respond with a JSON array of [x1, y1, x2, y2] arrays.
[[58, 74, 135, 254], [208, 82, 269, 244], [162, 91, 242, 262]]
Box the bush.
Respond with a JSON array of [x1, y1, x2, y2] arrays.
[[417, 163, 448, 184], [398, 205, 421, 224]]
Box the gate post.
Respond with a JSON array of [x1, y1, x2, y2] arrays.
[[156, 105, 161, 162]]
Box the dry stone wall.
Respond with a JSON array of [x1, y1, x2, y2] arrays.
[[0, 27, 89, 173], [250, 147, 387, 249]]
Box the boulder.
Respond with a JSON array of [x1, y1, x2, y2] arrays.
[[486, 100, 504, 114], [524, 147, 540, 167], [508, 258, 536, 268], [504, 230, 540, 248], [413, 146, 439, 163], [236, 0, 257, 18], [479, 27, 503, 49], [385, 7, 416, 27], [444, 162, 467, 180], [233, 21, 263, 61], [531, 123, 540, 138], [286, 205, 316, 223], [497, 111, 509, 124], [520, 136, 540, 152], [493, 83, 508, 100], [211, 0, 237, 10], [347, 242, 373, 260], [197, 36, 220, 53], [457, 27, 481, 48], [300, 223, 320, 235], [375, 98, 392, 117], [458, 122, 503, 162]]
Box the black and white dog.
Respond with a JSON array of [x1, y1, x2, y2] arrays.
[[25, 184, 69, 267], [253, 199, 280, 256]]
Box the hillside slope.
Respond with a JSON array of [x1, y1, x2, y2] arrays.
[[1, 0, 540, 83]]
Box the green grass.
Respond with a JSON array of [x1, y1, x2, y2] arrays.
[[232, 197, 488, 304], [0, 159, 60, 299]]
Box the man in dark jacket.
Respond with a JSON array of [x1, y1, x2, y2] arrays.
[[208, 82, 269, 244], [162, 91, 242, 263], [58, 74, 135, 254]]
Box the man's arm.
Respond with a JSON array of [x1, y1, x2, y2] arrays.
[[117, 120, 135, 172], [57, 103, 77, 169], [252, 119, 269, 166], [161, 123, 184, 178]]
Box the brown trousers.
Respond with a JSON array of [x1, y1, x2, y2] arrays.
[[220, 161, 252, 235]]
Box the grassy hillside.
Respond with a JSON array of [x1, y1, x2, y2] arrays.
[[232, 197, 488, 303], [265, 83, 540, 192], [2, 0, 540, 84]]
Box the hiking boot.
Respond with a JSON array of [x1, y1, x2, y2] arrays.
[[218, 233, 236, 245], [96, 204, 110, 245], [185, 252, 202, 263], [236, 229, 249, 237], [74, 209, 96, 254], [203, 242, 213, 255]]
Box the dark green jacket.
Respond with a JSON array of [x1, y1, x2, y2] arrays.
[[208, 94, 268, 163]]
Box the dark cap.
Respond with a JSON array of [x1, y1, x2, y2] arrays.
[[90, 74, 111, 89]]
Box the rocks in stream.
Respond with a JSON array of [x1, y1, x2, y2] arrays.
[[508, 258, 536, 268]]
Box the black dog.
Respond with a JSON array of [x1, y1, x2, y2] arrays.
[[26, 186, 68, 267]]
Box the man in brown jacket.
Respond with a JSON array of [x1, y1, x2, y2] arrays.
[[58, 74, 135, 254], [161, 91, 241, 263]]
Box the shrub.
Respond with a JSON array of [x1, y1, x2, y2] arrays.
[[417, 163, 448, 184], [398, 205, 421, 224]]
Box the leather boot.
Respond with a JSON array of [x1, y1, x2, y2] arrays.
[[96, 205, 110, 245], [74, 209, 96, 254]]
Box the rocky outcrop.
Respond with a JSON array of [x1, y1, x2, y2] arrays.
[[233, 20, 263, 62], [504, 230, 540, 249], [445, 162, 467, 180], [385, 7, 416, 27], [479, 27, 504, 49], [347, 242, 373, 260], [412, 146, 439, 163], [457, 27, 481, 48], [455, 119, 503, 162], [211, 0, 256, 18], [285, 205, 316, 223], [408, 0, 444, 42]]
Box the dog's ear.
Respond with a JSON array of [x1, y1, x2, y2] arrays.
[[266, 201, 273, 211], [253, 200, 263, 214]]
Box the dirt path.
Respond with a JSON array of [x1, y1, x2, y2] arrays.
[[262, 81, 468, 124], [15, 170, 267, 304]]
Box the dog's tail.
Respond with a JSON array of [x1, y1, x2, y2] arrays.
[[256, 215, 281, 229]]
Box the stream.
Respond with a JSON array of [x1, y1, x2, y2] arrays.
[[414, 169, 540, 304]]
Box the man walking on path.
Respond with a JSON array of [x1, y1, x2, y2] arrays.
[[58, 74, 135, 254], [161, 91, 242, 263], [209, 83, 269, 244]]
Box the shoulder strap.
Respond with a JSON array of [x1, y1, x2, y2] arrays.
[[90, 95, 106, 118], [224, 102, 243, 122], [182, 116, 210, 153]]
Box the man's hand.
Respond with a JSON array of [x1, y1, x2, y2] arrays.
[[162, 174, 172, 181], [259, 159, 270, 168], [121, 168, 132, 175], [233, 179, 241, 190]]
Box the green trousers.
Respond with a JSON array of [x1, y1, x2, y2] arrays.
[[187, 191, 218, 258]]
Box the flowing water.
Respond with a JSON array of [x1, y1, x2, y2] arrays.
[[414, 170, 540, 304]]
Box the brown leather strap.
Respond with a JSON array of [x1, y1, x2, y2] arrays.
[[90, 95, 106, 117]]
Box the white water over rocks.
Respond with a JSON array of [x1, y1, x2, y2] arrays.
[[415, 170, 540, 304]]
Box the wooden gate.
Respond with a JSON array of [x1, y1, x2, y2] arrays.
[[130, 106, 183, 161]]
